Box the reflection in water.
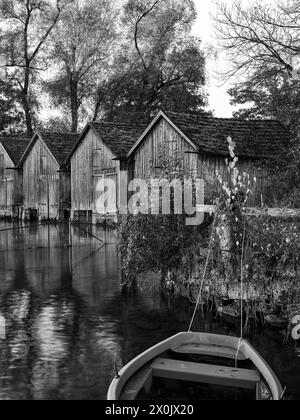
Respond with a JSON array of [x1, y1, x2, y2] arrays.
[[0, 222, 300, 399], [34, 303, 70, 362]]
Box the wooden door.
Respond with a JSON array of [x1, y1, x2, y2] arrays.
[[106, 173, 117, 214], [39, 175, 59, 219], [38, 176, 48, 218], [93, 172, 117, 215], [0, 179, 7, 210], [48, 175, 59, 217], [6, 178, 13, 208], [0, 178, 14, 210]]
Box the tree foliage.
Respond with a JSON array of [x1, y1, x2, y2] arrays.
[[215, 0, 300, 206], [118, 146, 210, 291], [44, 0, 119, 132], [0, 0, 73, 135], [215, 0, 300, 126], [0, 79, 24, 133], [94, 0, 207, 123], [0, 0, 208, 132]]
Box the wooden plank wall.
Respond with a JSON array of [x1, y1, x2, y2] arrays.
[[134, 118, 198, 179], [71, 129, 119, 221], [133, 118, 268, 207], [13, 170, 23, 206], [23, 137, 60, 220], [59, 171, 71, 219], [0, 143, 17, 216], [197, 155, 267, 206]]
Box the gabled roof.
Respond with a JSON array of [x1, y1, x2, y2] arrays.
[[0, 136, 30, 166], [67, 121, 147, 162], [19, 131, 79, 167], [128, 110, 291, 160]]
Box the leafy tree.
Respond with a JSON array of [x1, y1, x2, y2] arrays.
[[44, 0, 119, 132], [214, 0, 300, 127], [228, 74, 300, 207], [228, 69, 300, 132], [0, 79, 24, 133], [215, 0, 300, 206], [0, 0, 73, 136], [38, 115, 71, 133], [94, 0, 208, 122]]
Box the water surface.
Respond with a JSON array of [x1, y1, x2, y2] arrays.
[[0, 222, 299, 400]]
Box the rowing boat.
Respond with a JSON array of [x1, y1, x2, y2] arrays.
[[108, 216, 283, 401], [107, 332, 283, 401]]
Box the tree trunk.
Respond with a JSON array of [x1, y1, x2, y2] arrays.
[[93, 93, 103, 121], [70, 76, 79, 133], [22, 67, 33, 137], [23, 97, 33, 138]]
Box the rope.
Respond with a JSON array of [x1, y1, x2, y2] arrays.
[[235, 216, 247, 367], [72, 219, 105, 244], [188, 218, 216, 333], [0, 222, 53, 233]]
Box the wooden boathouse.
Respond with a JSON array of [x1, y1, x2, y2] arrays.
[[127, 110, 291, 206], [0, 136, 30, 219], [67, 122, 146, 224], [18, 131, 79, 221]]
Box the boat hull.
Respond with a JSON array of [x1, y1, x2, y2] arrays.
[[107, 332, 283, 401]]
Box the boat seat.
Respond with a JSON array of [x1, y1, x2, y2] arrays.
[[120, 366, 152, 401], [152, 358, 261, 390], [172, 343, 247, 361]]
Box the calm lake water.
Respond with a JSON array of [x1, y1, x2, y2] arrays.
[[0, 221, 300, 400]]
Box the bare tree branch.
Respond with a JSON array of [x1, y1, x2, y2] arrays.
[[133, 0, 161, 71], [215, 0, 300, 83]]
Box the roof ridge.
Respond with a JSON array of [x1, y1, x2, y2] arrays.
[[0, 137, 31, 165], [164, 110, 284, 125], [91, 121, 146, 127], [39, 130, 78, 136], [0, 136, 30, 140]]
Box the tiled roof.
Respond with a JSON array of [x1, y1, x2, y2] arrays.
[[89, 122, 147, 158], [38, 131, 79, 166], [0, 136, 30, 165], [164, 111, 291, 159]]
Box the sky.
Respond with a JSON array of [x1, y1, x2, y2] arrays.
[[193, 0, 239, 117]]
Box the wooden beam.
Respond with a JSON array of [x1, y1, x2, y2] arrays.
[[171, 343, 247, 361], [197, 205, 300, 218], [152, 358, 260, 390], [247, 208, 300, 218]]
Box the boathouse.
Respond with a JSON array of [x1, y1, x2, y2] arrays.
[[67, 122, 146, 224], [127, 110, 291, 206], [0, 137, 30, 219], [18, 131, 79, 221]]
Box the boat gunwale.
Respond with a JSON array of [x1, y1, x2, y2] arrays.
[[107, 332, 283, 401]]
